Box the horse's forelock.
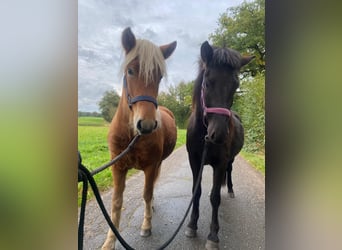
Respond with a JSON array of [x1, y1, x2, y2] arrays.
[[211, 47, 242, 69], [122, 39, 166, 84]]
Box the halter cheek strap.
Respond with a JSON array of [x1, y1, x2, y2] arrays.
[[201, 77, 232, 118], [123, 76, 158, 109]]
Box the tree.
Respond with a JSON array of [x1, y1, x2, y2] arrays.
[[98, 90, 120, 122], [158, 81, 193, 128], [210, 0, 265, 77], [232, 74, 265, 153], [78, 111, 101, 117]]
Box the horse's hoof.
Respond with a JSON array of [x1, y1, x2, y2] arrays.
[[205, 239, 220, 250], [185, 227, 197, 238], [228, 191, 235, 198], [101, 244, 114, 250], [101, 240, 115, 250], [140, 228, 151, 237]]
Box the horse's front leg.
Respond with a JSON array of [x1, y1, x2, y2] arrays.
[[140, 165, 159, 237], [185, 155, 202, 238], [102, 167, 127, 250], [206, 166, 225, 250]]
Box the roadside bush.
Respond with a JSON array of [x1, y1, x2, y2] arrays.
[[233, 74, 265, 153]]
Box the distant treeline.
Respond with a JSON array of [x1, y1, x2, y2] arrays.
[[78, 111, 102, 117]]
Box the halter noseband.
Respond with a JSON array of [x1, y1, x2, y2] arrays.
[[201, 77, 232, 119], [123, 75, 158, 110]]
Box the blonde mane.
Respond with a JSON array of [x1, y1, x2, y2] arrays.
[[121, 39, 167, 84]]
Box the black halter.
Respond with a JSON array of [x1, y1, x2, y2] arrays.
[[123, 75, 158, 110]]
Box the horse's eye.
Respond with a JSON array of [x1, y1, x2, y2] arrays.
[[127, 68, 134, 76]]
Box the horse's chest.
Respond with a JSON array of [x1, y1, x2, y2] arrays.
[[116, 142, 162, 170], [205, 144, 230, 166]]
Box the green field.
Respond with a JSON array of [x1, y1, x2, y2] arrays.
[[78, 117, 112, 203], [78, 116, 108, 126], [78, 116, 264, 204]]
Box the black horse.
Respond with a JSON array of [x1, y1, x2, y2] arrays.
[[185, 41, 254, 249]]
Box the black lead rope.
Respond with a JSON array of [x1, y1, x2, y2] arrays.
[[78, 134, 139, 250], [78, 141, 208, 250], [155, 143, 208, 250], [78, 158, 88, 250], [78, 162, 135, 250]]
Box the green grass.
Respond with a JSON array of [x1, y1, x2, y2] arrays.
[[78, 116, 108, 126], [175, 129, 186, 149], [78, 120, 113, 204], [240, 151, 265, 175]]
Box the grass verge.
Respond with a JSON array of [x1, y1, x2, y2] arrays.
[[240, 151, 265, 176]]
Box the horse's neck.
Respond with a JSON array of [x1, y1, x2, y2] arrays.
[[114, 95, 134, 127], [192, 96, 207, 133]]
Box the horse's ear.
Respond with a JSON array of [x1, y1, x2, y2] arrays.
[[241, 55, 255, 67], [201, 41, 213, 64], [122, 27, 136, 54], [160, 41, 177, 59]]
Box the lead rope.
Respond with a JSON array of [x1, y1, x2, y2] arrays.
[[156, 142, 208, 250], [78, 159, 88, 250], [78, 163, 135, 250], [78, 135, 140, 250], [78, 140, 208, 250]]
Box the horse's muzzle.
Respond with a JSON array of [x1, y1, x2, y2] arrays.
[[205, 127, 228, 144], [137, 119, 158, 134], [205, 134, 225, 145]]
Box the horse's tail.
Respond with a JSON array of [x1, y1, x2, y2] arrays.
[[221, 171, 227, 187]]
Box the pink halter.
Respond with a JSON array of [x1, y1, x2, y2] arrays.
[[201, 77, 232, 119]]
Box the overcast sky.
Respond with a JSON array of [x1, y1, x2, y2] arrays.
[[78, 0, 245, 112]]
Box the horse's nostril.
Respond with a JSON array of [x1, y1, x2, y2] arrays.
[[136, 119, 157, 134], [137, 120, 143, 131], [210, 131, 216, 141], [205, 132, 215, 142], [205, 131, 225, 144]]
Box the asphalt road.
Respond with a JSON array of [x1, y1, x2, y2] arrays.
[[80, 145, 265, 250]]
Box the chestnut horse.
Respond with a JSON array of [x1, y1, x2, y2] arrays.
[[185, 41, 254, 249], [102, 27, 177, 250]]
